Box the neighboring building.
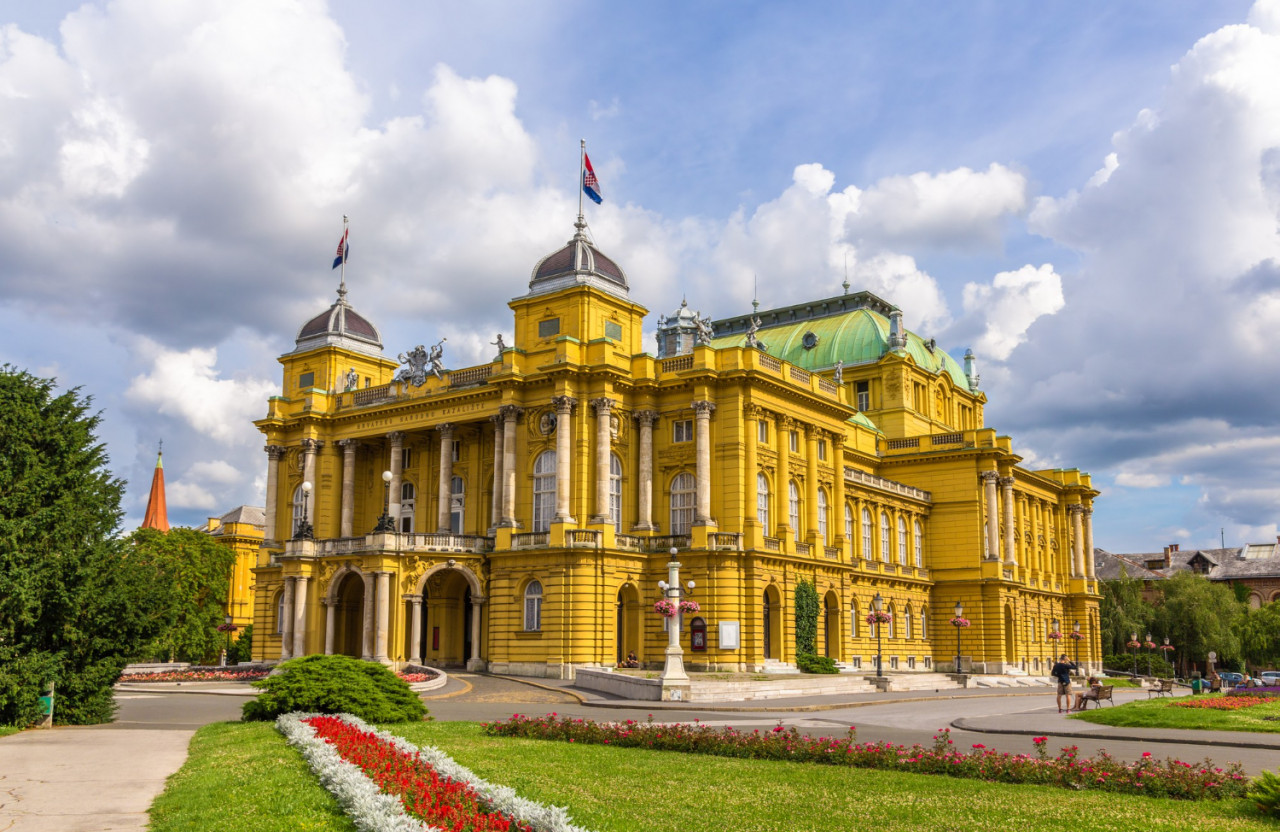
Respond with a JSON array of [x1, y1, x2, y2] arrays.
[[199, 506, 266, 628], [1095, 541, 1280, 608], [249, 218, 1102, 676], [141, 451, 170, 532]]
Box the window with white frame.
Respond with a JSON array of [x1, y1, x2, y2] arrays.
[[880, 512, 891, 562], [757, 418, 768, 444], [291, 484, 307, 534], [788, 480, 801, 542], [817, 488, 829, 543], [756, 472, 770, 528], [905, 606, 913, 639], [789, 430, 799, 453], [850, 600, 859, 638], [276, 591, 286, 634], [845, 503, 853, 540], [886, 605, 895, 638], [670, 472, 695, 534], [399, 482, 415, 533], [898, 517, 908, 565], [532, 451, 556, 532], [862, 507, 873, 559], [673, 419, 694, 443], [449, 476, 464, 534], [609, 453, 623, 532], [920, 609, 927, 640], [817, 439, 827, 460], [401, 447, 413, 469], [914, 520, 923, 567], [452, 439, 460, 463], [523, 580, 543, 631]]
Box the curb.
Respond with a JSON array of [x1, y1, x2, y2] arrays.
[[950, 717, 1280, 750], [560, 686, 1065, 713], [114, 683, 259, 697]]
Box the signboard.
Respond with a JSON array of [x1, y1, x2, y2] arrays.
[[718, 620, 740, 650]]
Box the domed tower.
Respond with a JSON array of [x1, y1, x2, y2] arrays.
[[277, 284, 397, 401], [654, 299, 713, 358]]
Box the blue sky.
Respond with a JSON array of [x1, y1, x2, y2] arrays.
[[1, 0, 1277, 553]]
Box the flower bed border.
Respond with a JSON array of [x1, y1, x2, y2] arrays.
[[278, 712, 595, 832]]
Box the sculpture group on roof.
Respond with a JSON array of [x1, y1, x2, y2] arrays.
[[396, 339, 446, 387]]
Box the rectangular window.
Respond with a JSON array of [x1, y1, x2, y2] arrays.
[[298, 371, 315, 389], [856, 381, 870, 412], [673, 419, 693, 443], [789, 431, 798, 453], [402, 448, 413, 469], [452, 440, 460, 462], [538, 318, 560, 338], [604, 320, 622, 341], [818, 439, 827, 461], [364, 377, 371, 388], [757, 419, 768, 444]]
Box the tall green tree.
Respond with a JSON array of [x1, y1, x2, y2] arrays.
[[1151, 572, 1243, 670], [1234, 602, 1280, 669], [0, 366, 168, 725], [126, 527, 235, 662], [1098, 566, 1155, 654], [793, 579, 819, 656]]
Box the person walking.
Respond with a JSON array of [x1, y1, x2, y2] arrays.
[[1051, 654, 1078, 713]]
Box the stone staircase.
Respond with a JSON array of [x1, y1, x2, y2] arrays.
[[870, 672, 964, 692]]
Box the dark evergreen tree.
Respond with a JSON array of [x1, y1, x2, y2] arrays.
[[793, 579, 819, 657], [126, 527, 235, 663]]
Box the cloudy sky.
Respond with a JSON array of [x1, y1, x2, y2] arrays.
[[2, 0, 1278, 553]]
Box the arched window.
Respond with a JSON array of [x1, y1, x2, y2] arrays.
[[291, 484, 307, 535], [276, 591, 286, 634], [817, 488, 829, 544], [670, 472, 695, 535], [449, 476, 465, 534], [904, 605, 913, 639], [532, 451, 556, 532], [920, 608, 928, 641], [861, 508, 873, 560], [886, 603, 895, 638], [523, 580, 543, 631], [788, 481, 801, 542], [609, 453, 623, 532], [756, 473, 770, 528], [898, 516, 908, 565], [880, 512, 891, 562], [399, 482, 415, 533], [914, 520, 923, 567], [844, 503, 853, 540]]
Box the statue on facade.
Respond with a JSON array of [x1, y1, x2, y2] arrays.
[[427, 338, 446, 380], [345, 367, 359, 391], [491, 333, 506, 358], [396, 345, 431, 387], [834, 359, 844, 385], [694, 312, 714, 345], [745, 316, 764, 350]]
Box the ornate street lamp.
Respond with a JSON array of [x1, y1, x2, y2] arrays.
[[873, 593, 884, 677], [293, 481, 314, 540], [217, 613, 237, 666], [1160, 636, 1175, 677], [659, 547, 689, 687], [373, 470, 396, 532], [1129, 631, 1141, 677], [1072, 620, 1082, 667], [951, 600, 968, 675]]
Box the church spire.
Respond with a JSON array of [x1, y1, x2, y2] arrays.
[[141, 446, 170, 532]]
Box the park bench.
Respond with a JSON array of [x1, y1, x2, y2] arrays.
[[1081, 685, 1114, 709], [1208, 679, 1222, 693], [1147, 679, 1175, 698]]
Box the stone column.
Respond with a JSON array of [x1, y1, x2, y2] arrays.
[[590, 397, 615, 523], [292, 576, 309, 658], [467, 597, 485, 670], [499, 406, 522, 526], [633, 410, 657, 531], [387, 431, 405, 520], [744, 406, 760, 529], [1000, 476, 1017, 567], [338, 439, 357, 538], [361, 571, 375, 660], [1070, 504, 1085, 577], [263, 445, 284, 544], [832, 436, 846, 550], [279, 577, 295, 660], [489, 415, 504, 532], [804, 426, 820, 543], [436, 423, 455, 533], [552, 396, 576, 523], [776, 417, 792, 538], [980, 471, 1000, 560], [1084, 508, 1096, 579], [375, 571, 391, 663], [300, 439, 322, 526], [407, 594, 423, 664], [1032, 500, 1044, 574], [692, 400, 716, 525], [324, 599, 335, 655]]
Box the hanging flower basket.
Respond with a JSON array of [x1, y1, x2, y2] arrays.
[[1047, 631, 1063, 641], [1068, 631, 1084, 640], [1126, 640, 1142, 649], [1143, 641, 1158, 650], [653, 599, 678, 618], [678, 599, 700, 615], [1159, 644, 1175, 652], [865, 610, 892, 626], [949, 617, 971, 627]]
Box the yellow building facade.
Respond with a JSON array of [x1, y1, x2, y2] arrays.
[[249, 220, 1101, 677]]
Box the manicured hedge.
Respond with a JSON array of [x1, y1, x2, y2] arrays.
[[242, 655, 427, 723]]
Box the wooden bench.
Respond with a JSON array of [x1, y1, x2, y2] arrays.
[[1081, 685, 1114, 709], [1147, 678, 1175, 698]]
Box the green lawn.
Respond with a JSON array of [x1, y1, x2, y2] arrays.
[[1072, 694, 1280, 732], [148, 720, 1274, 832], [0, 726, 21, 738]]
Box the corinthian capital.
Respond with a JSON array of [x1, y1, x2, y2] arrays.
[[590, 397, 615, 414], [692, 400, 716, 417], [551, 395, 577, 413], [634, 409, 658, 427]]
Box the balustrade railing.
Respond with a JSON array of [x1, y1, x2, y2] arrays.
[[795, 542, 813, 556], [566, 529, 602, 548], [353, 384, 395, 406], [843, 466, 931, 502], [512, 532, 549, 549], [403, 533, 494, 553], [648, 534, 690, 553], [449, 365, 493, 387], [824, 546, 840, 560], [763, 536, 781, 552], [708, 532, 742, 551], [661, 355, 694, 373], [816, 376, 838, 395]]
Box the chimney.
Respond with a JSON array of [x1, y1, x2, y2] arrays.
[[888, 310, 906, 350], [1172, 543, 1179, 552], [1163, 546, 1171, 568]]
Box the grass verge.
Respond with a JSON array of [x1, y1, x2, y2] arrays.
[[1072, 694, 1280, 732], [148, 721, 354, 832], [0, 725, 22, 738]]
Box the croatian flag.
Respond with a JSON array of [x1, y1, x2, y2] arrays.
[[332, 228, 349, 269], [582, 153, 603, 204]]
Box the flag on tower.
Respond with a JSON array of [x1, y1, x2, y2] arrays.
[[582, 153, 603, 205], [332, 228, 349, 269]]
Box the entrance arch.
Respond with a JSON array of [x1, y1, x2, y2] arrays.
[[331, 571, 366, 658], [413, 562, 485, 670], [823, 591, 840, 659], [763, 585, 783, 660], [616, 583, 641, 665], [1004, 604, 1017, 665]]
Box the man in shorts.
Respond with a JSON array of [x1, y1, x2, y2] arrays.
[[1050, 654, 1078, 713]]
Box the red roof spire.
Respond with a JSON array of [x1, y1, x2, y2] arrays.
[[141, 449, 169, 532]]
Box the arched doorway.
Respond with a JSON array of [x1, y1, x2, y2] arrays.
[[1004, 604, 1016, 665], [420, 569, 475, 667], [616, 584, 641, 665], [763, 585, 783, 660], [823, 591, 840, 658], [333, 572, 365, 658]]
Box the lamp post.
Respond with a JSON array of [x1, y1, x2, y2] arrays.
[[1072, 620, 1081, 667], [217, 614, 237, 667], [293, 481, 314, 540], [373, 470, 396, 532], [658, 547, 689, 694], [1130, 631, 1139, 677], [873, 592, 884, 677], [1161, 636, 1175, 678], [952, 600, 964, 675]]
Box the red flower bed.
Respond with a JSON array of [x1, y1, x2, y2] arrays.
[[121, 669, 268, 682], [484, 714, 1249, 800], [1173, 696, 1273, 710], [305, 715, 533, 831], [397, 672, 434, 683]]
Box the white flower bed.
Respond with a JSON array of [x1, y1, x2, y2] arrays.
[[277, 712, 595, 832]]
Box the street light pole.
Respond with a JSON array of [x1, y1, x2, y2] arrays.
[[658, 548, 689, 692], [1131, 631, 1139, 678], [293, 481, 314, 540], [873, 592, 884, 677], [373, 470, 395, 532], [1073, 620, 1081, 667], [953, 600, 964, 675]]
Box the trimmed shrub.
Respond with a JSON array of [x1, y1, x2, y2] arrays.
[[1247, 769, 1280, 818], [242, 654, 427, 723], [1103, 653, 1172, 677], [796, 653, 838, 674], [793, 579, 819, 658]]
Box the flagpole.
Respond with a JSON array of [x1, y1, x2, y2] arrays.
[[578, 139, 586, 227], [339, 215, 348, 298]]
